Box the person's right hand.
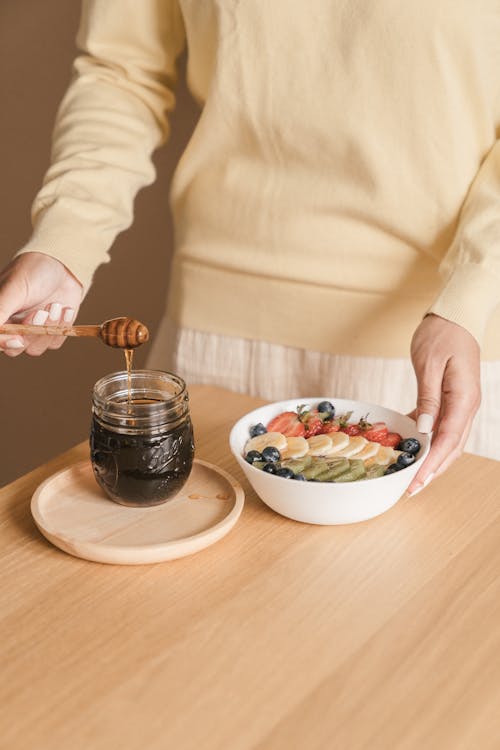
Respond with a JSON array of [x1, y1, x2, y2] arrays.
[[0, 251, 84, 357]]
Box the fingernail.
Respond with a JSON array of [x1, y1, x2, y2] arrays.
[[406, 472, 435, 498], [5, 339, 24, 349], [33, 310, 49, 325], [417, 413, 434, 434], [48, 302, 62, 321], [63, 307, 75, 323]]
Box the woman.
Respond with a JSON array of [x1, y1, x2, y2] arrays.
[[0, 1, 498, 496]]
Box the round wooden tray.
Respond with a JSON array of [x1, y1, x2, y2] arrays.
[[31, 459, 244, 565]]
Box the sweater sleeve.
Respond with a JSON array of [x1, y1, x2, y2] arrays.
[[427, 139, 500, 345], [16, 0, 186, 292]]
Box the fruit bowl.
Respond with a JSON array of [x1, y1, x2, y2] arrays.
[[229, 397, 431, 525]]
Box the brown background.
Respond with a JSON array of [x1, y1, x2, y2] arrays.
[[0, 0, 200, 485]]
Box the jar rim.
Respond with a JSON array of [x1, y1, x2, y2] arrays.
[[92, 369, 189, 431], [93, 369, 186, 398]]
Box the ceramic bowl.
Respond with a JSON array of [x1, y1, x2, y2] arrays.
[[229, 397, 431, 525]]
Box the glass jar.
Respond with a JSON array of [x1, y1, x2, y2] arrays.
[[90, 370, 194, 507]]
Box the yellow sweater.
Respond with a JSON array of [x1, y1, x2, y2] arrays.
[[18, 0, 500, 359]]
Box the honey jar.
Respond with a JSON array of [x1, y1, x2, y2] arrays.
[[90, 370, 194, 507]]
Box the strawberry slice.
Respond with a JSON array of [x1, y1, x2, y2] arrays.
[[363, 422, 389, 442], [321, 421, 340, 434], [341, 423, 362, 436], [267, 411, 306, 437], [304, 415, 324, 438], [297, 407, 326, 438], [379, 431, 402, 448]]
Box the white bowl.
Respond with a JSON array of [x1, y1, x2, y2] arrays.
[[229, 397, 431, 525]]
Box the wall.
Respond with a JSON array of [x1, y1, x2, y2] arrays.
[[0, 0, 200, 485]]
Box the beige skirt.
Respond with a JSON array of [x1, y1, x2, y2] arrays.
[[146, 320, 500, 461]]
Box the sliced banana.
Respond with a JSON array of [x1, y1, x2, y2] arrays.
[[245, 431, 287, 454], [336, 435, 368, 457], [356, 440, 380, 461], [306, 434, 333, 456], [365, 445, 399, 466], [325, 431, 350, 454], [281, 436, 309, 459]]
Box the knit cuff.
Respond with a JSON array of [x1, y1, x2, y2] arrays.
[[14, 208, 114, 295], [427, 264, 500, 346]]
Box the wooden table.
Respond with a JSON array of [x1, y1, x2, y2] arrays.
[[1, 385, 500, 750]]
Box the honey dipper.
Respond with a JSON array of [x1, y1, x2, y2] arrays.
[[0, 316, 149, 349]]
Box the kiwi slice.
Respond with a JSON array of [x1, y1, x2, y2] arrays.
[[365, 464, 386, 480], [282, 456, 313, 474], [252, 461, 267, 470], [302, 458, 330, 480], [325, 458, 350, 475], [334, 459, 366, 483], [315, 458, 350, 482]]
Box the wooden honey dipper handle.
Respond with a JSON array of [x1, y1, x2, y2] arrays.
[[0, 323, 100, 337], [0, 317, 149, 349]]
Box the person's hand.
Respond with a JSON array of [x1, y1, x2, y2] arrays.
[[0, 252, 84, 356], [406, 313, 481, 496]]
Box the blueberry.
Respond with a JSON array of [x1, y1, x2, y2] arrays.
[[261, 446, 281, 463], [397, 437, 421, 455], [384, 463, 402, 475], [245, 450, 263, 464], [276, 467, 294, 479], [249, 423, 267, 438], [317, 401, 335, 418], [263, 462, 279, 474], [396, 452, 416, 468], [293, 473, 307, 481]]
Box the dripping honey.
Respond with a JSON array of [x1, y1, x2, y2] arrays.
[[124, 347, 134, 410]]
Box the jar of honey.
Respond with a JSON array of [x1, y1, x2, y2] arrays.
[[90, 370, 194, 507]]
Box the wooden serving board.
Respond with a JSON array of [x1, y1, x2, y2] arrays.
[[31, 459, 244, 565]]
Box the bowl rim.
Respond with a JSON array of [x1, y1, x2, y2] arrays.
[[229, 396, 431, 486]]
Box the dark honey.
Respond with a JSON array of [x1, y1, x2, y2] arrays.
[[90, 371, 194, 507]]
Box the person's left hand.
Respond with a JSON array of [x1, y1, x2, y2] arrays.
[[406, 313, 481, 497]]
